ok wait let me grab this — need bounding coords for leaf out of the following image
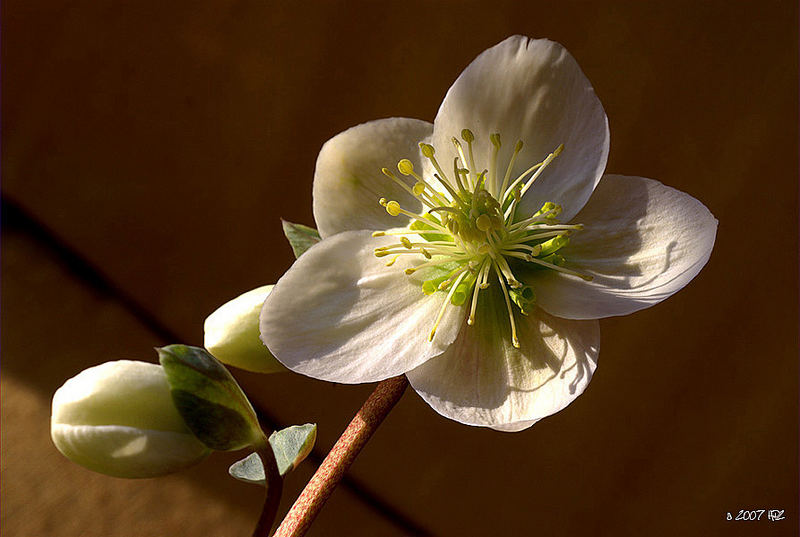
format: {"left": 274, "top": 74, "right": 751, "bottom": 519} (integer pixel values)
{"left": 228, "top": 452, "right": 266, "bottom": 486}
{"left": 157, "top": 345, "right": 263, "bottom": 451}
{"left": 228, "top": 423, "right": 317, "bottom": 486}
{"left": 281, "top": 220, "right": 321, "bottom": 258}
{"left": 269, "top": 423, "right": 317, "bottom": 475}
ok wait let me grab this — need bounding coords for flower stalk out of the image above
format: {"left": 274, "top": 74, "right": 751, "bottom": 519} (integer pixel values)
{"left": 252, "top": 441, "right": 285, "bottom": 537}
{"left": 271, "top": 376, "right": 409, "bottom": 537}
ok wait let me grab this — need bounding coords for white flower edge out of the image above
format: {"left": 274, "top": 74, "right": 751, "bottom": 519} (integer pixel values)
{"left": 260, "top": 231, "right": 464, "bottom": 383}
{"left": 406, "top": 295, "right": 599, "bottom": 431}
{"left": 531, "top": 174, "right": 718, "bottom": 319}
{"left": 313, "top": 118, "right": 432, "bottom": 239}
{"left": 430, "top": 35, "right": 609, "bottom": 222}
{"left": 51, "top": 361, "right": 209, "bottom": 478}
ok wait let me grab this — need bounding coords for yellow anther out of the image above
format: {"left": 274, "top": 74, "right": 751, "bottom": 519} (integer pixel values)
{"left": 400, "top": 237, "right": 413, "bottom": 249}
{"left": 372, "top": 231, "right": 385, "bottom": 237}
{"left": 379, "top": 197, "right": 387, "bottom": 206}
{"left": 404, "top": 268, "right": 416, "bottom": 275}
{"left": 421, "top": 247, "right": 432, "bottom": 259}
{"left": 419, "top": 143, "right": 435, "bottom": 158}
{"left": 514, "top": 140, "right": 524, "bottom": 152}
{"left": 475, "top": 214, "right": 492, "bottom": 232}
{"left": 381, "top": 168, "right": 396, "bottom": 179}
{"left": 461, "top": 129, "right": 474, "bottom": 143}
{"left": 385, "top": 201, "right": 401, "bottom": 216}
{"left": 412, "top": 182, "right": 426, "bottom": 196}
{"left": 397, "top": 159, "right": 415, "bottom": 176}
{"left": 490, "top": 133, "right": 501, "bottom": 148}
{"left": 554, "top": 143, "right": 564, "bottom": 157}
{"left": 374, "top": 249, "right": 389, "bottom": 258}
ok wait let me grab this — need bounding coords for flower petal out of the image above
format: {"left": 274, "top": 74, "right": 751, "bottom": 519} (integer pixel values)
{"left": 406, "top": 286, "right": 599, "bottom": 431}
{"left": 313, "top": 118, "right": 433, "bottom": 238}
{"left": 533, "top": 174, "right": 718, "bottom": 319}
{"left": 431, "top": 36, "right": 609, "bottom": 220}
{"left": 259, "top": 231, "right": 464, "bottom": 383}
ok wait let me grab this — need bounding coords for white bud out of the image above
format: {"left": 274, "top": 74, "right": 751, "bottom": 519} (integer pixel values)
{"left": 204, "top": 285, "right": 286, "bottom": 373}
{"left": 51, "top": 360, "right": 210, "bottom": 478}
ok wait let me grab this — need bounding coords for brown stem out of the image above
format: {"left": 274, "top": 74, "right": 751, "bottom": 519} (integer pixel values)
{"left": 251, "top": 442, "right": 284, "bottom": 537}
{"left": 272, "top": 375, "right": 409, "bottom": 537}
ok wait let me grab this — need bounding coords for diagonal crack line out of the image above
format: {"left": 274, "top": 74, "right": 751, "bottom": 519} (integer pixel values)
{"left": 1, "top": 195, "right": 431, "bottom": 537}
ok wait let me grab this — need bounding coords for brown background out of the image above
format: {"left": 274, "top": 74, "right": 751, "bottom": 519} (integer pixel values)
{"left": 2, "top": 1, "right": 798, "bottom": 536}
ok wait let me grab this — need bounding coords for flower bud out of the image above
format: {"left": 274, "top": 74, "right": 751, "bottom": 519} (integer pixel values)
{"left": 204, "top": 285, "right": 286, "bottom": 373}
{"left": 51, "top": 360, "right": 210, "bottom": 478}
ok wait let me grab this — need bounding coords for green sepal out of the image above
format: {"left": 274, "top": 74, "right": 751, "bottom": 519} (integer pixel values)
{"left": 269, "top": 423, "right": 317, "bottom": 475}
{"left": 281, "top": 220, "right": 321, "bottom": 258}
{"left": 228, "top": 452, "right": 266, "bottom": 486}
{"left": 157, "top": 345, "right": 263, "bottom": 451}
{"left": 228, "top": 423, "right": 317, "bottom": 486}
{"left": 409, "top": 214, "right": 450, "bottom": 243}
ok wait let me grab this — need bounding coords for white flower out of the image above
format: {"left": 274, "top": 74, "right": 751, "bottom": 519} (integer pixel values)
{"left": 259, "top": 36, "right": 717, "bottom": 431}
{"left": 51, "top": 360, "right": 210, "bottom": 477}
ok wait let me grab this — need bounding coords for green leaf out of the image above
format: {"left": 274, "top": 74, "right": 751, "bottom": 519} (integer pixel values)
{"left": 281, "top": 220, "right": 321, "bottom": 258}
{"left": 228, "top": 452, "right": 266, "bottom": 486}
{"left": 228, "top": 423, "right": 317, "bottom": 486}
{"left": 157, "top": 345, "right": 263, "bottom": 451}
{"left": 269, "top": 423, "right": 317, "bottom": 475}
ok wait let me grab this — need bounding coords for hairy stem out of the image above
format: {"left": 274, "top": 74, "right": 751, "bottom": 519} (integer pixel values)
{"left": 272, "top": 375, "right": 409, "bottom": 537}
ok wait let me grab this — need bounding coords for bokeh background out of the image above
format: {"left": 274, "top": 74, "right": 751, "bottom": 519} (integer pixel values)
{"left": 2, "top": 1, "right": 797, "bottom": 536}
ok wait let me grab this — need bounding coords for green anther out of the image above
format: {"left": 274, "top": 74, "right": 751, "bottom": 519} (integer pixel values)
{"left": 400, "top": 236, "right": 413, "bottom": 249}
{"left": 509, "top": 286, "right": 535, "bottom": 315}
{"left": 538, "top": 234, "right": 570, "bottom": 256}
{"left": 422, "top": 274, "right": 450, "bottom": 295}
{"left": 419, "top": 143, "right": 435, "bottom": 158}
{"left": 490, "top": 133, "right": 501, "bottom": 148}
{"left": 540, "top": 253, "right": 566, "bottom": 266}
{"left": 461, "top": 129, "right": 474, "bottom": 143}
{"left": 449, "top": 273, "right": 477, "bottom": 306}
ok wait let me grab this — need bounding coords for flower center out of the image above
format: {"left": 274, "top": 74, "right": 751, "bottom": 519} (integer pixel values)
{"left": 373, "top": 129, "right": 591, "bottom": 348}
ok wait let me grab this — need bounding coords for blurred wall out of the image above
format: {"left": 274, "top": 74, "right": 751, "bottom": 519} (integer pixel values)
{"left": 2, "top": 1, "right": 797, "bottom": 536}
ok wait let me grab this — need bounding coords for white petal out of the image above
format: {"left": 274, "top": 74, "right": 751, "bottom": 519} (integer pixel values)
{"left": 406, "top": 286, "right": 599, "bottom": 430}
{"left": 51, "top": 424, "right": 209, "bottom": 478}
{"left": 534, "top": 174, "right": 718, "bottom": 319}
{"left": 431, "top": 36, "right": 608, "bottom": 220}
{"left": 260, "top": 231, "right": 465, "bottom": 383}
{"left": 313, "top": 118, "right": 433, "bottom": 238}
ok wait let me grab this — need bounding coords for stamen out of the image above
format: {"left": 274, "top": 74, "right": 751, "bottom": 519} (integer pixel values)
{"left": 451, "top": 138, "right": 471, "bottom": 189}
{"left": 380, "top": 199, "right": 450, "bottom": 233}
{"left": 519, "top": 144, "right": 564, "bottom": 197}
{"left": 499, "top": 140, "right": 524, "bottom": 201}
{"left": 489, "top": 133, "right": 501, "bottom": 196}
{"left": 527, "top": 256, "right": 594, "bottom": 281}
{"left": 397, "top": 159, "right": 448, "bottom": 205}
{"left": 494, "top": 261, "right": 520, "bottom": 348}
{"left": 429, "top": 270, "right": 468, "bottom": 342}
{"left": 467, "top": 258, "right": 490, "bottom": 325}
{"left": 461, "top": 129, "right": 477, "bottom": 185}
